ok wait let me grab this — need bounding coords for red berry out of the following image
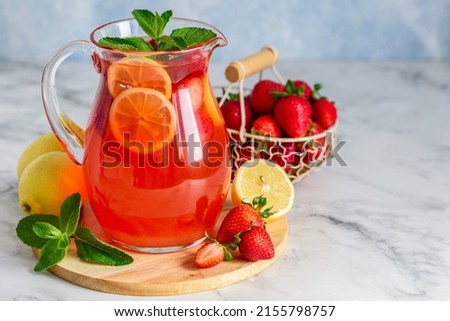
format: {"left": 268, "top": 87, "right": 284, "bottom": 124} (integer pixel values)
{"left": 291, "top": 80, "right": 313, "bottom": 100}
{"left": 194, "top": 242, "right": 225, "bottom": 268}
{"left": 311, "top": 98, "right": 337, "bottom": 129}
{"left": 195, "top": 108, "right": 214, "bottom": 142}
{"left": 174, "top": 73, "right": 205, "bottom": 111}
{"left": 297, "top": 122, "right": 328, "bottom": 166}
{"left": 296, "top": 121, "right": 325, "bottom": 152}
{"left": 249, "top": 80, "right": 284, "bottom": 115}
{"left": 239, "top": 226, "right": 275, "bottom": 261}
{"left": 269, "top": 142, "right": 296, "bottom": 171}
{"left": 221, "top": 97, "right": 254, "bottom": 132}
{"left": 216, "top": 204, "right": 265, "bottom": 244}
{"left": 274, "top": 96, "right": 312, "bottom": 137}
{"left": 251, "top": 114, "right": 282, "bottom": 138}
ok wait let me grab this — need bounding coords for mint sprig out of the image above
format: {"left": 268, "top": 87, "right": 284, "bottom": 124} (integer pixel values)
{"left": 99, "top": 9, "right": 217, "bottom": 51}
{"left": 98, "top": 37, "right": 153, "bottom": 51}
{"left": 16, "top": 193, "right": 133, "bottom": 272}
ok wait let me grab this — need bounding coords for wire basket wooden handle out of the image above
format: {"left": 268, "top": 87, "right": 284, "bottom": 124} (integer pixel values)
{"left": 225, "top": 47, "right": 279, "bottom": 83}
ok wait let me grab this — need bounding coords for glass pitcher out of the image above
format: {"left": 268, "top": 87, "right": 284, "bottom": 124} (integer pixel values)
{"left": 41, "top": 17, "right": 230, "bottom": 253}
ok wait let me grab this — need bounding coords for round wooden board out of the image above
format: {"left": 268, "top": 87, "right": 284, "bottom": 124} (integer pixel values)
{"left": 33, "top": 200, "right": 288, "bottom": 296}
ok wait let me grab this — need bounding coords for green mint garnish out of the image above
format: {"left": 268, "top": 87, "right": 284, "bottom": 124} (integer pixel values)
{"left": 98, "top": 37, "right": 153, "bottom": 51}
{"left": 32, "top": 222, "right": 62, "bottom": 240}
{"left": 16, "top": 214, "right": 60, "bottom": 249}
{"left": 16, "top": 193, "right": 133, "bottom": 272}
{"left": 74, "top": 227, "right": 134, "bottom": 266}
{"left": 59, "top": 192, "right": 81, "bottom": 235}
{"left": 169, "top": 27, "right": 217, "bottom": 49}
{"left": 99, "top": 9, "right": 217, "bottom": 51}
{"left": 132, "top": 9, "right": 172, "bottom": 47}
{"left": 34, "top": 236, "right": 69, "bottom": 272}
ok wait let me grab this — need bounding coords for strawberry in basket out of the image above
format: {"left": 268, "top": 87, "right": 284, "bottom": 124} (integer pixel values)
{"left": 220, "top": 47, "right": 338, "bottom": 181}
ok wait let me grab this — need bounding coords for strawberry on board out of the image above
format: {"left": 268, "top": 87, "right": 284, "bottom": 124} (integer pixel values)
{"left": 194, "top": 241, "right": 226, "bottom": 268}
{"left": 251, "top": 114, "right": 282, "bottom": 138}
{"left": 249, "top": 80, "right": 284, "bottom": 115}
{"left": 216, "top": 196, "right": 272, "bottom": 244}
{"left": 221, "top": 95, "right": 254, "bottom": 132}
{"left": 274, "top": 95, "right": 312, "bottom": 138}
{"left": 238, "top": 226, "right": 275, "bottom": 261}
{"left": 311, "top": 98, "right": 337, "bottom": 129}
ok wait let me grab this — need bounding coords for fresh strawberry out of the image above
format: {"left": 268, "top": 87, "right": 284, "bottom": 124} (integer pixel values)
{"left": 221, "top": 96, "right": 254, "bottom": 132}
{"left": 311, "top": 98, "right": 337, "bottom": 129}
{"left": 249, "top": 80, "right": 284, "bottom": 115}
{"left": 175, "top": 74, "right": 205, "bottom": 110}
{"left": 195, "top": 108, "right": 214, "bottom": 142}
{"left": 296, "top": 122, "right": 328, "bottom": 166}
{"left": 274, "top": 96, "right": 312, "bottom": 137}
{"left": 167, "top": 53, "right": 208, "bottom": 83}
{"left": 291, "top": 80, "right": 313, "bottom": 100}
{"left": 232, "top": 143, "right": 256, "bottom": 166}
{"left": 251, "top": 114, "right": 282, "bottom": 138}
{"left": 238, "top": 226, "right": 275, "bottom": 261}
{"left": 296, "top": 121, "right": 325, "bottom": 152}
{"left": 216, "top": 196, "right": 272, "bottom": 244}
{"left": 194, "top": 241, "right": 225, "bottom": 268}
{"left": 269, "top": 142, "right": 296, "bottom": 171}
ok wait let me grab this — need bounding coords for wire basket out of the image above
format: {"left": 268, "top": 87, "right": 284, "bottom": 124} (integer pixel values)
{"left": 218, "top": 47, "right": 337, "bottom": 183}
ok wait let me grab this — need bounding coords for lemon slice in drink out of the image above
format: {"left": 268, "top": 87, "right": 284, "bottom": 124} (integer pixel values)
{"left": 231, "top": 159, "right": 295, "bottom": 219}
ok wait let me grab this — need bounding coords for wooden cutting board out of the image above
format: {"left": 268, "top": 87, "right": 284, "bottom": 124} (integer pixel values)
{"left": 33, "top": 200, "right": 288, "bottom": 296}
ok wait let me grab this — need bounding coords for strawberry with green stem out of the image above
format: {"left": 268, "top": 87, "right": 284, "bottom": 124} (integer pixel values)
{"left": 237, "top": 226, "right": 275, "bottom": 261}
{"left": 216, "top": 196, "right": 273, "bottom": 244}
{"left": 194, "top": 234, "right": 233, "bottom": 268}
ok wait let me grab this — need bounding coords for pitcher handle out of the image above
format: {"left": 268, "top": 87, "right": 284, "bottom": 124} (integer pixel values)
{"left": 41, "top": 40, "right": 96, "bottom": 165}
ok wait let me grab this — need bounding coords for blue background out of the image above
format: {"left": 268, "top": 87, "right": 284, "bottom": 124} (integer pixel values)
{"left": 0, "top": 0, "right": 449, "bottom": 62}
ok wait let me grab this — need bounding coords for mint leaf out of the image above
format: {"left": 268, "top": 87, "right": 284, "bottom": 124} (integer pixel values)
{"left": 98, "top": 37, "right": 153, "bottom": 51}
{"left": 34, "top": 234, "right": 69, "bottom": 272}
{"left": 170, "top": 27, "right": 217, "bottom": 49}
{"left": 32, "top": 222, "right": 62, "bottom": 240}
{"left": 157, "top": 11, "right": 173, "bottom": 39}
{"left": 132, "top": 9, "right": 172, "bottom": 42}
{"left": 157, "top": 35, "right": 187, "bottom": 51}
{"left": 74, "top": 227, "right": 133, "bottom": 266}
{"left": 16, "top": 214, "right": 60, "bottom": 249}
{"left": 59, "top": 192, "right": 81, "bottom": 236}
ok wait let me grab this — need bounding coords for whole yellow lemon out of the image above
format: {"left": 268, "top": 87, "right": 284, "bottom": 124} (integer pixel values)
{"left": 17, "top": 132, "right": 64, "bottom": 179}
{"left": 18, "top": 151, "right": 88, "bottom": 216}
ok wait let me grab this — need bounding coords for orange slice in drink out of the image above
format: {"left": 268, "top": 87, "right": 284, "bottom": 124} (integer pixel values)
{"left": 107, "top": 57, "right": 172, "bottom": 99}
{"left": 109, "top": 88, "right": 176, "bottom": 153}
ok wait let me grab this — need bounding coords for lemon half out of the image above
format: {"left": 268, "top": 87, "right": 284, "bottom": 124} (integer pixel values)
{"left": 231, "top": 159, "right": 295, "bottom": 219}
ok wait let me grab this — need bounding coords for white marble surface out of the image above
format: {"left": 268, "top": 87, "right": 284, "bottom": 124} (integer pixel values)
{"left": 1, "top": 60, "right": 450, "bottom": 300}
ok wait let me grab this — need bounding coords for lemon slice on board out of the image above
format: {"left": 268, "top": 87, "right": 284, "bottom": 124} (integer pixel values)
{"left": 231, "top": 159, "right": 295, "bottom": 219}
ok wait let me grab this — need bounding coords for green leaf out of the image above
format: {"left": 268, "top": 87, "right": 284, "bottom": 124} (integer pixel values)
{"left": 224, "top": 248, "right": 234, "bottom": 261}
{"left": 74, "top": 227, "right": 133, "bottom": 266}
{"left": 170, "top": 27, "right": 217, "bottom": 49}
{"left": 16, "top": 214, "right": 60, "bottom": 249}
{"left": 132, "top": 10, "right": 157, "bottom": 39}
{"left": 34, "top": 235, "right": 69, "bottom": 272}
{"left": 32, "top": 222, "right": 62, "bottom": 240}
{"left": 98, "top": 37, "right": 153, "bottom": 51}
{"left": 157, "top": 35, "right": 184, "bottom": 51}
{"left": 132, "top": 9, "right": 173, "bottom": 41}
{"left": 59, "top": 193, "right": 81, "bottom": 236}
{"left": 157, "top": 10, "right": 173, "bottom": 38}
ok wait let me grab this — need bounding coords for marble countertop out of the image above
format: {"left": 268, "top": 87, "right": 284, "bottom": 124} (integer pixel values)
{"left": 1, "top": 59, "right": 449, "bottom": 301}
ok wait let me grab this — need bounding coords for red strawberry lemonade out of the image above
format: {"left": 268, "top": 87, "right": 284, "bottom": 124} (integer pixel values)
{"left": 83, "top": 54, "right": 230, "bottom": 251}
